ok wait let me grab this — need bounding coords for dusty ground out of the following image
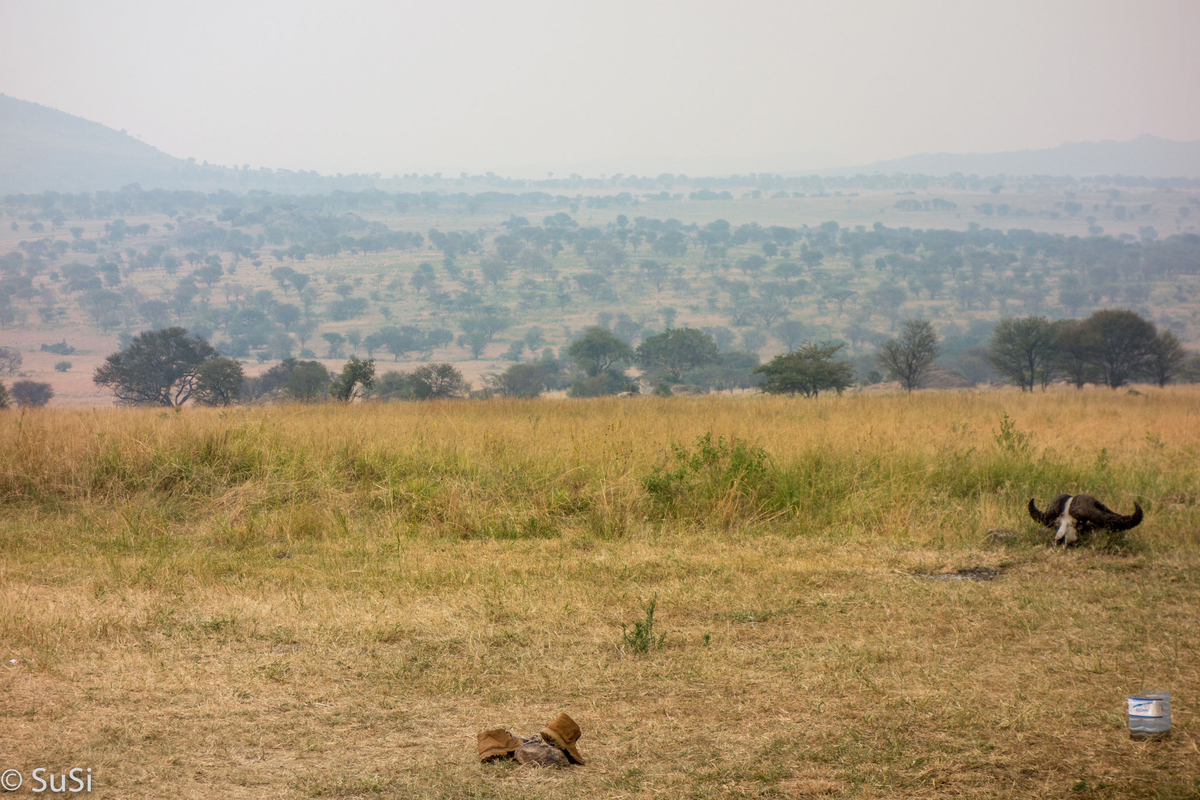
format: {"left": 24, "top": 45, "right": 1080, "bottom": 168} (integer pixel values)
{"left": 1, "top": 391, "right": 1198, "bottom": 797}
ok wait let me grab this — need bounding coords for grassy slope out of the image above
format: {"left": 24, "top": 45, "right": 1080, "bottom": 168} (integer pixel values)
{"left": 2, "top": 390, "right": 1198, "bottom": 798}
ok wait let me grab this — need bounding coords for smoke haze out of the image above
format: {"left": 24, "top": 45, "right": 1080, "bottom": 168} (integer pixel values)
{"left": 1, "top": 0, "right": 1199, "bottom": 176}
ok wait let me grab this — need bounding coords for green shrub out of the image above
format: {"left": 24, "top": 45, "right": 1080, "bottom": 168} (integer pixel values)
{"left": 621, "top": 596, "right": 666, "bottom": 654}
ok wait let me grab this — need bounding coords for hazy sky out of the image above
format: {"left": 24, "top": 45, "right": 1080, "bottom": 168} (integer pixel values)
{"left": 2, "top": 0, "right": 1199, "bottom": 177}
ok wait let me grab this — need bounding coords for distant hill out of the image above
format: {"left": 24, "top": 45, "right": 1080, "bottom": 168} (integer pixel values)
{"left": 828, "top": 135, "right": 1200, "bottom": 178}
{"left": 0, "top": 93, "right": 200, "bottom": 193}
{"left": 0, "top": 94, "right": 377, "bottom": 195}
{"left": 4, "top": 92, "right": 1199, "bottom": 193}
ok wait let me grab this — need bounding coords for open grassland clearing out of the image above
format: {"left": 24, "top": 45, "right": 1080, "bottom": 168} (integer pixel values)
{"left": 2, "top": 389, "right": 1199, "bottom": 798}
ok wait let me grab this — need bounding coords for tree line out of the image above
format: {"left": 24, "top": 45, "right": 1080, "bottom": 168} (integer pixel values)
{"left": 746, "top": 308, "right": 1194, "bottom": 396}
{"left": 77, "top": 325, "right": 763, "bottom": 407}
{"left": 4, "top": 309, "right": 1192, "bottom": 411}
{"left": 986, "top": 309, "right": 1187, "bottom": 390}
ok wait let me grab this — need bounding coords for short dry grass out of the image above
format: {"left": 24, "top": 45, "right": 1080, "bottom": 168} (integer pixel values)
{"left": 2, "top": 389, "right": 1199, "bottom": 798}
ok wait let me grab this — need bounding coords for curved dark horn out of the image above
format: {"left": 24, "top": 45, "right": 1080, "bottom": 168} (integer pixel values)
{"left": 1028, "top": 498, "right": 1051, "bottom": 527}
{"left": 1107, "top": 501, "right": 1143, "bottom": 531}
{"left": 1074, "top": 496, "right": 1144, "bottom": 531}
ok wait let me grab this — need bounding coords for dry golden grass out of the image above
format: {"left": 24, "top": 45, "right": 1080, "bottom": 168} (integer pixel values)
{"left": 2, "top": 389, "right": 1199, "bottom": 798}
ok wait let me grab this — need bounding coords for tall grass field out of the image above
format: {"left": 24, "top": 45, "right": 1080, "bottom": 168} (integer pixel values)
{"left": 2, "top": 389, "right": 1198, "bottom": 798}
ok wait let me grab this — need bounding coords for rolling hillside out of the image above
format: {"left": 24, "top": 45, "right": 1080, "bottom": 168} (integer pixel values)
{"left": 835, "top": 134, "right": 1200, "bottom": 178}
{"left": 0, "top": 94, "right": 374, "bottom": 195}
{"left": 4, "top": 92, "right": 1200, "bottom": 195}
{"left": 0, "top": 93, "right": 196, "bottom": 193}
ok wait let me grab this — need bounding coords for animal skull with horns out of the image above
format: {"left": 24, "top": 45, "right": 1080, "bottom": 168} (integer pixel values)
{"left": 1028, "top": 494, "right": 1143, "bottom": 545}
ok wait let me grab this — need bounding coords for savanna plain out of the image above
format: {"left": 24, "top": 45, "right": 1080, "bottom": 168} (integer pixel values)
{"left": 2, "top": 388, "right": 1198, "bottom": 799}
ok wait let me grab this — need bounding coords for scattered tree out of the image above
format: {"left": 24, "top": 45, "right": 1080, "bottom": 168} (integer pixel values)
{"left": 987, "top": 316, "right": 1059, "bottom": 391}
{"left": 93, "top": 327, "right": 219, "bottom": 406}
{"left": 274, "top": 303, "right": 302, "bottom": 331}
{"left": 193, "top": 357, "right": 246, "bottom": 406}
{"left": 409, "top": 363, "right": 470, "bottom": 399}
{"left": 1146, "top": 329, "right": 1187, "bottom": 387}
{"left": 10, "top": 380, "right": 54, "bottom": 408}
{"left": 1081, "top": 309, "right": 1157, "bottom": 388}
{"left": 636, "top": 328, "right": 720, "bottom": 382}
{"left": 0, "top": 346, "right": 23, "bottom": 376}
{"left": 754, "top": 341, "right": 854, "bottom": 398}
{"left": 773, "top": 319, "right": 810, "bottom": 353}
{"left": 877, "top": 319, "right": 940, "bottom": 392}
{"left": 492, "top": 363, "right": 545, "bottom": 398}
{"left": 458, "top": 308, "right": 513, "bottom": 358}
{"left": 1055, "top": 320, "right": 1099, "bottom": 388}
{"left": 567, "top": 327, "right": 635, "bottom": 377}
{"left": 322, "top": 332, "right": 347, "bottom": 359}
{"left": 284, "top": 361, "right": 333, "bottom": 402}
{"left": 331, "top": 357, "right": 375, "bottom": 401}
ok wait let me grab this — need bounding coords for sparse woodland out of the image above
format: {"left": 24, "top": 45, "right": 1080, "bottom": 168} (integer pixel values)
{"left": 1, "top": 176, "right": 1198, "bottom": 405}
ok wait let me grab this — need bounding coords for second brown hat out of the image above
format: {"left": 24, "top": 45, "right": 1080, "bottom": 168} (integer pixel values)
{"left": 477, "top": 728, "right": 521, "bottom": 762}
{"left": 540, "top": 713, "right": 585, "bottom": 765}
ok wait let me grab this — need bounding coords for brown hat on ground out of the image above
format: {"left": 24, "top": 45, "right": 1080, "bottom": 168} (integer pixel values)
{"left": 540, "top": 713, "right": 585, "bottom": 765}
{"left": 477, "top": 728, "right": 521, "bottom": 762}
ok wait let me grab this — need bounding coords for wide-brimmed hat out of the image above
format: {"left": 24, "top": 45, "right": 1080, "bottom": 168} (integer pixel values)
{"left": 540, "top": 713, "right": 585, "bottom": 765}
{"left": 477, "top": 728, "right": 521, "bottom": 762}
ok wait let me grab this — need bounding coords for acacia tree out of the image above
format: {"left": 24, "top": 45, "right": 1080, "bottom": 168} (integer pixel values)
{"left": 193, "top": 357, "right": 245, "bottom": 406}
{"left": 1055, "top": 320, "right": 1099, "bottom": 388}
{"left": 1146, "top": 329, "right": 1187, "bottom": 387}
{"left": 246, "top": 360, "right": 321, "bottom": 403}
{"left": 773, "top": 319, "right": 810, "bottom": 353}
{"left": 1082, "top": 309, "right": 1157, "bottom": 388}
{"left": 567, "top": 327, "right": 634, "bottom": 377}
{"left": 0, "top": 346, "right": 21, "bottom": 376}
{"left": 0, "top": 380, "right": 9, "bottom": 409}
{"left": 491, "top": 363, "right": 545, "bottom": 398}
{"left": 754, "top": 341, "right": 854, "bottom": 398}
{"left": 93, "top": 327, "right": 218, "bottom": 406}
{"left": 877, "top": 319, "right": 940, "bottom": 392}
{"left": 322, "top": 332, "right": 346, "bottom": 359}
{"left": 370, "top": 325, "right": 422, "bottom": 361}
{"left": 987, "top": 316, "right": 1059, "bottom": 391}
{"left": 636, "top": 328, "right": 720, "bottom": 382}
{"left": 410, "top": 363, "right": 469, "bottom": 399}
{"left": 331, "top": 357, "right": 375, "bottom": 401}
{"left": 10, "top": 380, "right": 54, "bottom": 408}
{"left": 458, "top": 307, "right": 513, "bottom": 358}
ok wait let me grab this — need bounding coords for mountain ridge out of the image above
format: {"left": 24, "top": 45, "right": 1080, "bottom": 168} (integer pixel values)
{"left": 0, "top": 94, "right": 375, "bottom": 195}
{"left": 816, "top": 134, "right": 1200, "bottom": 178}
{"left": 0, "top": 93, "right": 193, "bottom": 193}
{"left": 3, "top": 93, "right": 1200, "bottom": 194}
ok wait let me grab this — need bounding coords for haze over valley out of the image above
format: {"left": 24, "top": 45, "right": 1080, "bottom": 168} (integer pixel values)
{"left": 2, "top": 84, "right": 1200, "bottom": 407}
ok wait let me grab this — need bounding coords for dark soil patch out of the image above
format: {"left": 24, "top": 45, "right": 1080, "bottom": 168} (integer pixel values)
{"left": 922, "top": 566, "right": 1004, "bottom": 582}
